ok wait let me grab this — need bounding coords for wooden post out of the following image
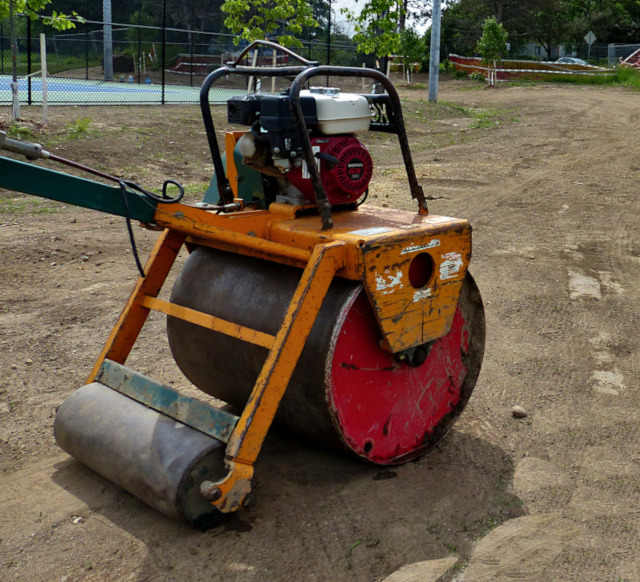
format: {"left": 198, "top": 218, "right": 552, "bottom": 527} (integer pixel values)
{"left": 272, "top": 50, "right": 277, "bottom": 93}
{"left": 40, "top": 33, "right": 48, "bottom": 123}
{"left": 247, "top": 49, "right": 258, "bottom": 93}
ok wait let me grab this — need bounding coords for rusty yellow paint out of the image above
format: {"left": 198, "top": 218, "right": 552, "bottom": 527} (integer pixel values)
{"left": 225, "top": 132, "right": 244, "bottom": 198}
{"left": 185, "top": 235, "right": 310, "bottom": 270}
{"left": 142, "top": 202, "right": 471, "bottom": 353}
{"left": 153, "top": 202, "right": 312, "bottom": 264}
{"left": 87, "top": 230, "right": 185, "bottom": 383}
{"left": 209, "top": 460, "right": 254, "bottom": 514}
{"left": 229, "top": 241, "right": 345, "bottom": 464}
{"left": 267, "top": 207, "right": 471, "bottom": 352}
{"left": 141, "top": 296, "right": 275, "bottom": 349}
{"left": 206, "top": 242, "right": 346, "bottom": 512}
{"left": 359, "top": 225, "right": 470, "bottom": 353}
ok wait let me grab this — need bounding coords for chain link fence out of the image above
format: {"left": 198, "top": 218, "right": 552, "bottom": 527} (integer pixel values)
{"left": 1, "top": 2, "right": 365, "bottom": 106}
{"left": 575, "top": 42, "right": 640, "bottom": 66}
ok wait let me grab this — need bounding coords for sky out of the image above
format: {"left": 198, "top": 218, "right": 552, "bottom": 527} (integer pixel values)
{"left": 331, "top": 0, "right": 432, "bottom": 36}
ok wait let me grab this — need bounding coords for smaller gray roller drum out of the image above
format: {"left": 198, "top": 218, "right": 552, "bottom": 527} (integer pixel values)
{"left": 54, "top": 382, "right": 227, "bottom": 526}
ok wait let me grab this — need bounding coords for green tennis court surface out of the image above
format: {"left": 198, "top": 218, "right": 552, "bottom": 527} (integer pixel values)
{"left": 0, "top": 75, "right": 241, "bottom": 105}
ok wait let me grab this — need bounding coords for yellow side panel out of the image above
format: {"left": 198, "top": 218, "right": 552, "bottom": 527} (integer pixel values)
{"left": 268, "top": 207, "right": 472, "bottom": 352}
{"left": 360, "top": 225, "right": 471, "bottom": 353}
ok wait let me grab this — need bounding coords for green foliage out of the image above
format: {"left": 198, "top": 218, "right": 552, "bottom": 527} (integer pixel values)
{"left": 615, "top": 65, "right": 640, "bottom": 87}
{"left": 529, "top": 0, "right": 572, "bottom": 57}
{"left": 6, "top": 122, "right": 35, "bottom": 139}
{"left": 126, "top": 6, "right": 157, "bottom": 49}
{"left": 442, "top": 0, "right": 640, "bottom": 58}
{"left": 64, "top": 117, "right": 93, "bottom": 139}
{"left": 221, "top": 0, "right": 318, "bottom": 48}
{"left": 547, "top": 65, "right": 640, "bottom": 86}
{"left": 400, "top": 28, "right": 425, "bottom": 68}
{"left": 469, "top": 110, "right": 499, "bottom": 128}
{"left": 0, "top": 0, "right": 83, "bottom": 30}
{"left": 342, "top": 0, "right": 403, "bottom": 57}
{"left": 476, "top": 17, "right": 508, "bottom": 65}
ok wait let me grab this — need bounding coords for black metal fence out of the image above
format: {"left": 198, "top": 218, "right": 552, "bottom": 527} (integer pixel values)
{"left": 0, "top": 5, "right": 365, "bottom": 106}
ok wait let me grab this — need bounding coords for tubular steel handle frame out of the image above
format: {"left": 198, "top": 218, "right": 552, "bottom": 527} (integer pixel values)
{"left": 199, "top": 44, "right": 428, "bottom": 230}
{"left": 228, "top": 39, "right": 320, "bottom": 68}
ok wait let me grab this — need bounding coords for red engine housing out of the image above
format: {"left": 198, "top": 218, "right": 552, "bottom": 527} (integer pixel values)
{"left": 287, "top": 136, "right": 373, "bottom": 204}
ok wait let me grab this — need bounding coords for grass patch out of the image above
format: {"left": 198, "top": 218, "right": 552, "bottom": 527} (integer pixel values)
{"left": 0, "top": 196, "right": 62, "bottom": 215}
{"left": 0, "top": 54, "right": 102, "bottom": 76}
{"left": 615, "top": 66, "right": 640, "bottom": 87}
{"left": 469, "top": 110, "right": 500, "bottom": 129}
{"left": 547, "top": 66, "right": 640, "bottom": 87}
{"left": 404, "top": 82, "right": 427, "bottom": 90}
{"left": 403, "top": 99, "right": 496, "bottom": 122}
{"left": 439, "top": 101, "right": 473, "bottom": 116}
{"left": 64, "top": 117, "right": 102, "bottom": 140}
{"left": 4, "top": 123, "right": 36, "bottom": 140}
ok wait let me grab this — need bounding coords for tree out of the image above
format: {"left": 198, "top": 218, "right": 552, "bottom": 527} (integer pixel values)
{"left": 476, "top": 16, "right": 507, "bottom": 84}
{"left": 441, "top": 0, "right": 640, "bottom": 59}
{"left": 399, "top": 0, "right": 432, "bottom": 33}
{"left": 400, "top": 27, "right": 425, "bottom": 81}
{"left": 527, "top": 0, "right": 572, "bottom": 58}
{"left": 342, "top": 0, "right": 403, "bottom": 58}
{"left": 568, "top": 0, "right": 640, "bottom": 44}
{"left": 0, "top": 0, "right": 82, "bottom": 30}
{"left": 221, "top": 0, "right": 319, "bottom": 47}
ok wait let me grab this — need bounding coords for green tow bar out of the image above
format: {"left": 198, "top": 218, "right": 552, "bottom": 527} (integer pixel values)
{"left": 0, "top": 131, "right": 156, "bottom": 223}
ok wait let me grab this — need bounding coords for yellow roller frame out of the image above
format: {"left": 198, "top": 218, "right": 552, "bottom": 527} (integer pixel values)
{"left": 84, "top": 140, "right": 471, "bottom": 512}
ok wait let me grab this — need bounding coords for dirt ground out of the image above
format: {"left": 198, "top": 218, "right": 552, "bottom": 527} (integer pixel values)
{"left": 1, "top": 75, "right": 640, "bottom": 581}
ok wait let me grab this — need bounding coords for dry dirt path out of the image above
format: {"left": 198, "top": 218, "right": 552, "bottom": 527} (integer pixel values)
{"left": 1, "top": 80, "right": 639, "bottom": 581}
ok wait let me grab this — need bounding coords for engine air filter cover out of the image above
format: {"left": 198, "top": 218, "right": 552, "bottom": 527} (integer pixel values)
{"left": 287, "top": 136, "right": 373, "bottom": 204}
{"left": 323, "top": 137, "right": 373, "bottom": 202}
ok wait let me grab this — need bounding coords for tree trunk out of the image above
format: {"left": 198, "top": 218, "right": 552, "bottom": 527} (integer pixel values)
{"left": 492, "top": 0, "right": 504, "bottom": 22}
{"left": 398, "top": 0, "right": 408, "bottom": 32}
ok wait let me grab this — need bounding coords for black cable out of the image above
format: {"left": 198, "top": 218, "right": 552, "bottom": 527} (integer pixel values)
{"left": 119, "top": 181, "right": 147, "bottom": 278}
{"left": 356, "top": 188, "right": 369, "bottom": 207}
{"left": 119, "top": 179, "right": 185, "bottom": 204}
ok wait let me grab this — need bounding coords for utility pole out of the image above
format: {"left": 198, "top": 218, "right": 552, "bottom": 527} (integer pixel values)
{"left": 103, "top": 0, "right": 113, "bottom": 81}
{"left": 428, "top": 0, "right": 441, "bottom": 103}
{"left": 10, "top": 0, "right": 20, "bottom": 119}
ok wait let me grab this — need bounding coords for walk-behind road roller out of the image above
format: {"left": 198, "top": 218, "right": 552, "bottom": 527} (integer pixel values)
{"left": 0, "top": 42, "right": 485, "bottom": 527}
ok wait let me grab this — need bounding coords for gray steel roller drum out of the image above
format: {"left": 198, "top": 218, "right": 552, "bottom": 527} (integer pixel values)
{"left": 167, "top": 245, "right": 361, "bottom": 453}
{"left": 54, "top": 382, "right": 227, "bottom": 527}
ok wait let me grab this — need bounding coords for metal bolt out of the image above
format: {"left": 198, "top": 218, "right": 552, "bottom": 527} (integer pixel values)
{"left": 200, "top": 481, "right": 222, "bottom": 502}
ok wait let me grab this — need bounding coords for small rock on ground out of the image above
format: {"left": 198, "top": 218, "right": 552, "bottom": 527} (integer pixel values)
{"left": 512, "top": 405, "right": 528, "bottom": 418}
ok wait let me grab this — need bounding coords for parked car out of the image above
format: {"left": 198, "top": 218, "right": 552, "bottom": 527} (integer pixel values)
{"left": 556, "top": 56, "right": 589, "bottom": 65}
